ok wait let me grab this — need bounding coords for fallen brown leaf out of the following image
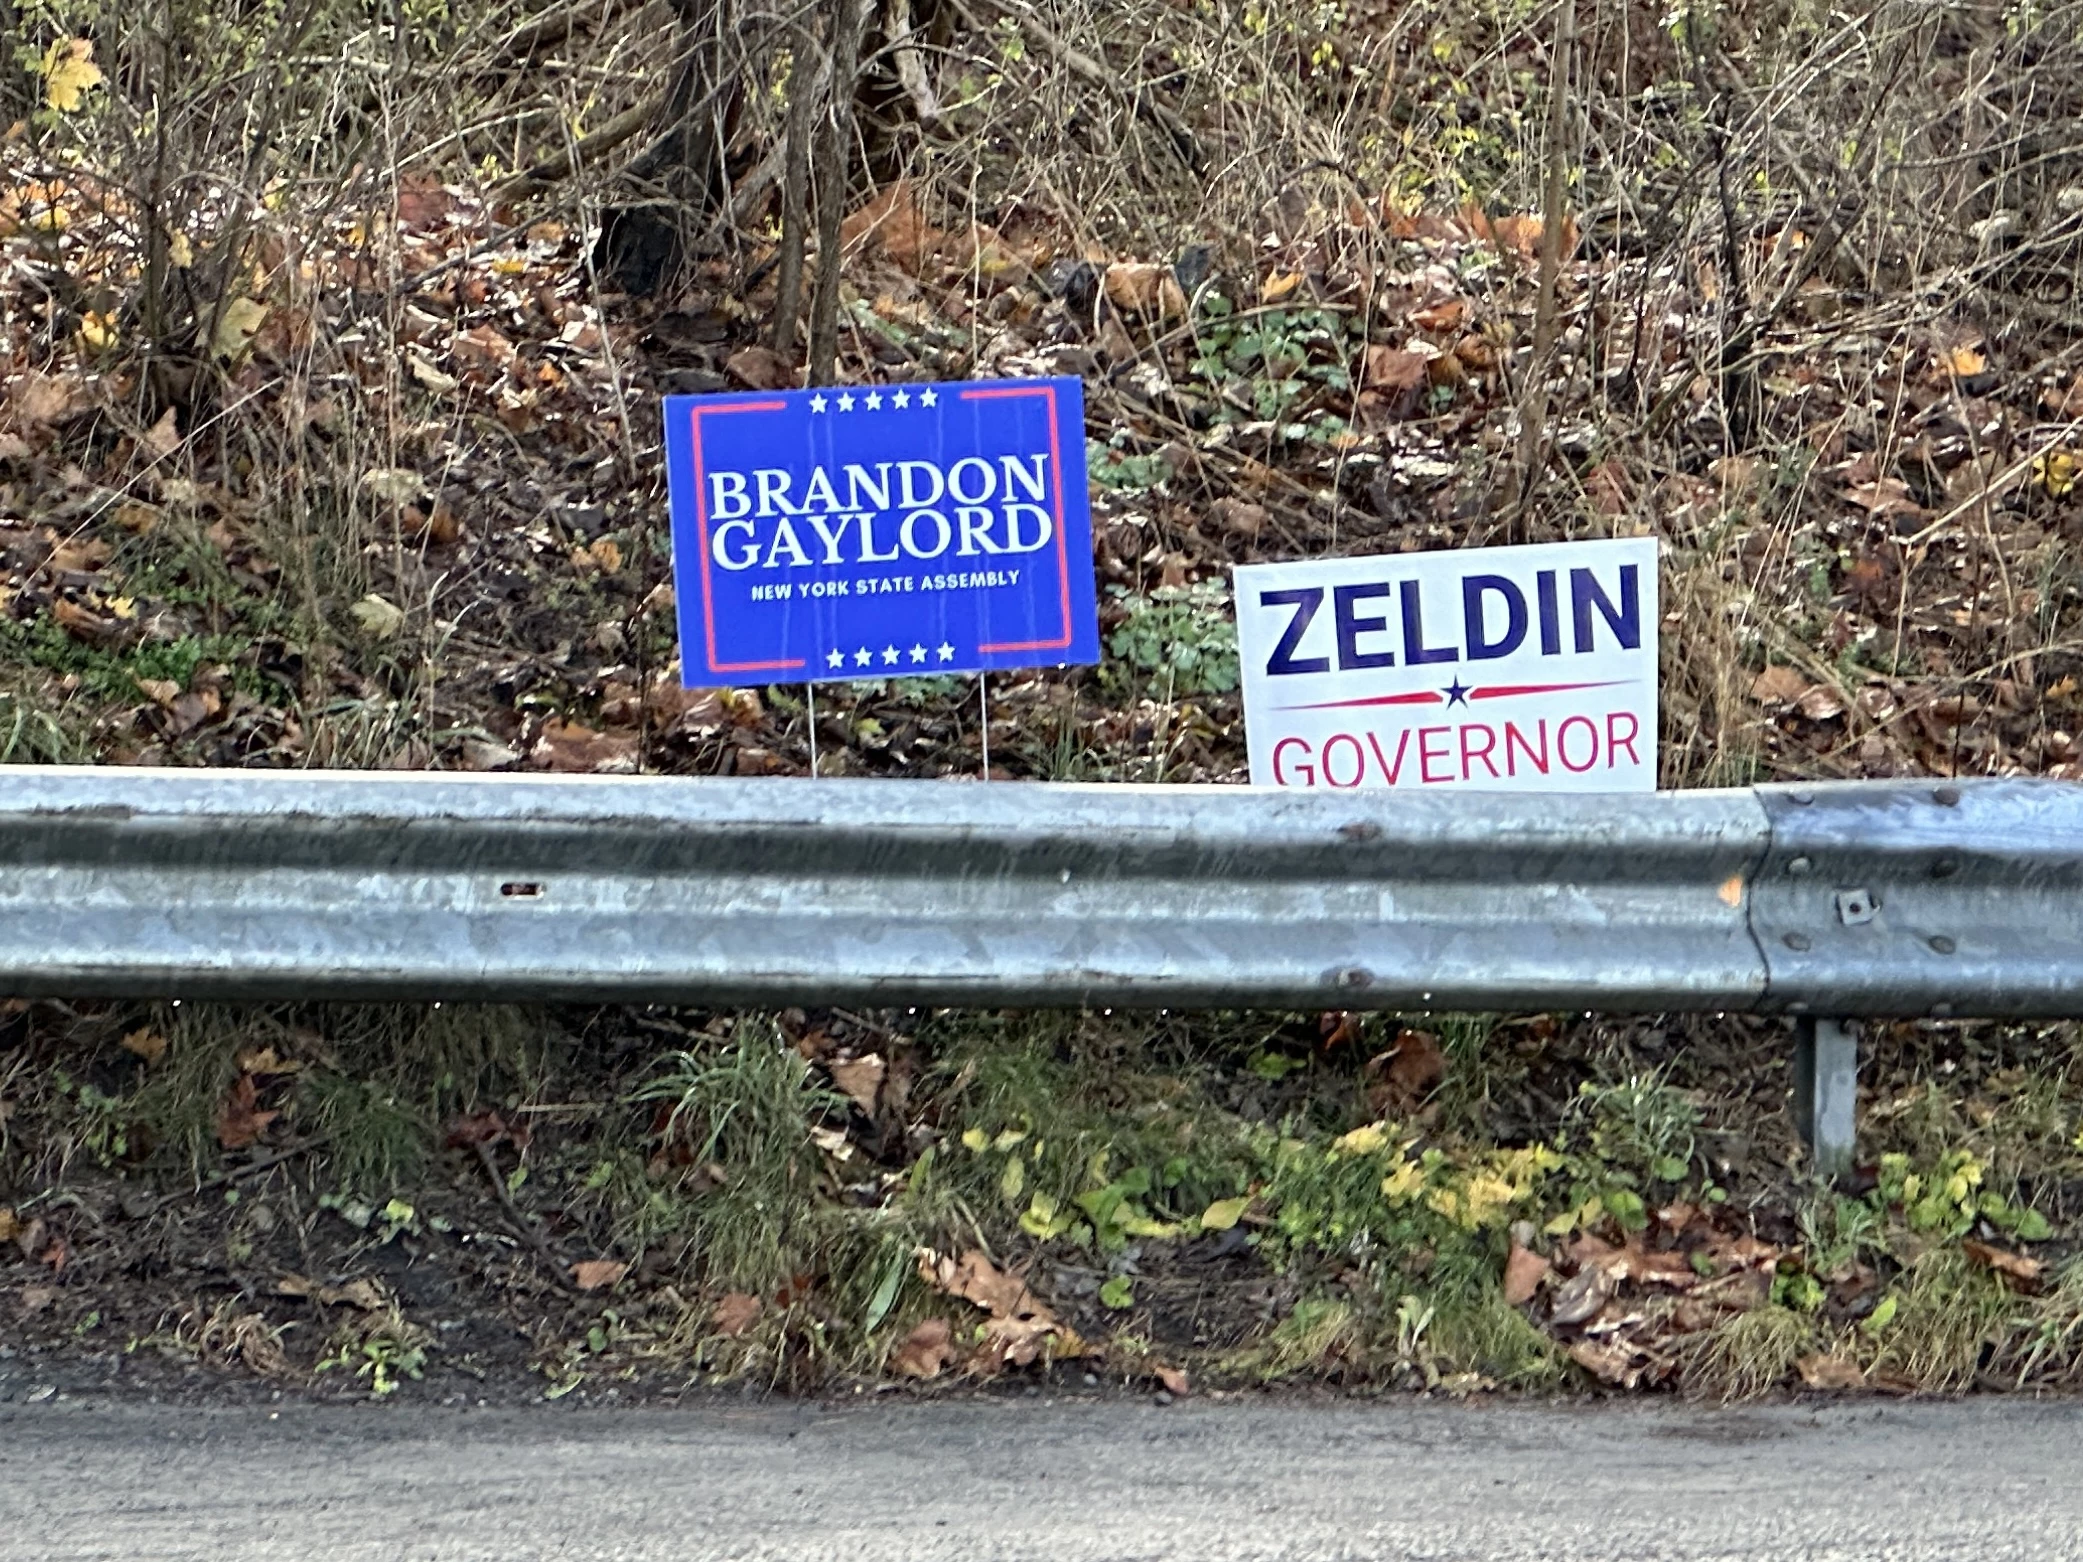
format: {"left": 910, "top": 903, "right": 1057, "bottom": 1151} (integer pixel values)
{"left": 1363, "top": 345, "right": 1433, "bottom": 393}
{"left": 724, "top": 345, "right": 794, "bottom": 391}
{"left": 0, "top": 1208, "right": 15, "bottom": 1244}
{"left": 829, "top": 1054, "right": 886, "bottom": 1116}
{"left": 1567, "top": 1336, "right": 1650, "bottom": 1388}
{"left": 976, "top": 1312, "right": 1080, "bottom": 1370}
{"left": 529, "top": 718, "right": 638, "bottom": 773}
{"left": 48, "top": 537, "right": 111, "bottom": 573}
{"left": 1750, "top": 665, "right": 1810, "bottom": 704}
{"left": 645, "top": 681, "right": 724, "bottom": 731}
{"left": 1844, "top": 477, "right": 1926, "bottom": 521}
{"left": 841, "top": 177, "right": 945, "bottom": 271}
{"left": 1410, "top": 297, "right": 1467, "bottom": 333}
{"left": 1965, "top": 1240, "right": 2045, "bottom": 1291}
{"left": 712, "top": 1291, "right": 762, "bottom": 1337}
{"left": 1503, "top": 1243, "right": 1552, "bottom": 1306}
{"left": 920, "top": 1248, "right": 1033, "bottom": 1318}
{"left": 918, "top": 1247, "right": 1078, "bottom": 1369}
{"left": 1462, "top": 205, "right": 1576, "bottom": 260}
{"left": 1210, "top": 497, "right": 1269, "bottom": 541}
{"left": 891, "top": 1317, "right": 954, "bottom": 1379}
{"left": 141, "top": 405, "right": 181, "bottom": 458}
{"left": 453, "top": 324, "right": 516, "bottom": 371}
{"left": 9, "top": 369, "right": 89, "bottom": 427}
{"left": 1155, "top": 1363, "right": 1190, "bottom": 1397}
{"left": 1796, "top": 684, "right": 1846, "bottom": 721}
{"left": 51, "top": 597, "right": 118, "bottom": 644}
{"left": 1797, "top": 1352, "right": 1867, "bottom": 1391}
{"left": 571, "top": 1259, "right": 628, "bottom": 1293}
{"left": 1102, "top": 261, "right": 1187, "bottom": 320}
{"left": 120, "top": 1027, "right": 167, "bottom": 1065}
{"left": 277, "top": 1274, "right": 386, "bottom": 1310}
{"left": 1365, "top": 1028, "right": 1446, "bottom": 1115}
{"left": 215, "top": 1073, "right": 278, "bottom": 1150}
{"left": 445, "top": 1110, "right": 528, "bottom": 1150}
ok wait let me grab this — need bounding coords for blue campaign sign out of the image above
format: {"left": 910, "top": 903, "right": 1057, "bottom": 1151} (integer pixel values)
{"left": 663, "top": 376, "right": 1099, "bottom": 686}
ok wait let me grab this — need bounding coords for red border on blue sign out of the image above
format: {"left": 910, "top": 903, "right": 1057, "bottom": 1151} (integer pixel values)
{"left": 688, "top": 398, "right": 804, "bottom": 676}
{"left": 959, "top": 383, "right": 1074, "bottom": 654}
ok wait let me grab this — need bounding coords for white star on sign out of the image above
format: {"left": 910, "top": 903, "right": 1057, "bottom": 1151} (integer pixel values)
{"left": 882, "top": 645, "right": 900, "bottom": 665}
{"left": 919, "top": 388, "right": 938, "bottom": 407}
{"left": 937, "top": 642, "right": 956, "bottom": 661}
{"left": 865, "top": 391, "right": 883, "bottom": 410}
{"left": 837, "top": 392, "right": 856, "bottom": 412}
{"left": 854, "top": 647, "right": 872, "bottom": 666}
{"left": 809, "top": 393, "right": 828, "bottom": 413}
{"left": 910, "top": 644, "right": 928, "bottom": 663}
{"left": 826, "top": 648, "right": 844, "bottom": 669}
{"left": 892, "top": 389, "right": 911, "bottom": 409}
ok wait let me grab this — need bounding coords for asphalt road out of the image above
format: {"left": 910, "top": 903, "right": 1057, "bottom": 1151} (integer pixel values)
{"left": 3, "top": 1394, "right": 2078, "bottom": 1561}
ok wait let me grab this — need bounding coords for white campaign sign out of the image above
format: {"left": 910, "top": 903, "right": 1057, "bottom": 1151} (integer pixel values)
{"left": 1235, "top": 537, "right": 1659, "bottom": 792}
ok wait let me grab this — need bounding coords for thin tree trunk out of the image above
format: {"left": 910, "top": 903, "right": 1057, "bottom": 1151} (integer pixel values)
{"left": 807, "top": 0, "right": 866, "bottom": 386}
{"left": 770, "top": 23, "right": 821, "bottom": 355}
{"left": 1509, "top": 0, "right": 1576, "bottom": 529}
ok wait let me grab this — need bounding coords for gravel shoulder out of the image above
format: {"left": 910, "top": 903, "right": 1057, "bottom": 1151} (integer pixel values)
{"left": 5, "top": 1395, "right": 2081, "bottom": 1561}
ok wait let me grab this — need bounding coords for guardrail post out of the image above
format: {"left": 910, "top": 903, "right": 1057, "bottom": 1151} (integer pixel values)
{"left": 1792, "top": 1017, "right": 1858, "bottom": 1180}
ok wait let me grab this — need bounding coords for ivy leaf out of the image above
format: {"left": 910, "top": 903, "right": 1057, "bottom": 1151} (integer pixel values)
{"left": 1098, "top": 1274, "right": 1135, "bottom": 1309}
{"left": 2013, "top": 1207, "right": 2054, "bottom": 1242}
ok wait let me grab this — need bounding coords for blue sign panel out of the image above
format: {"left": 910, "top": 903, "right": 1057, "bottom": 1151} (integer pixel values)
{"left": 663, "top": 376, "right": 1099, "bottom": 686}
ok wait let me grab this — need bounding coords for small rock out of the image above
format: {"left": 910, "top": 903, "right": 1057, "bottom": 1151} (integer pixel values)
{"left": 26, "top": 1384, "right": 54, "bottom": 1404}
{"left": 1153, "top": 1391, "right": 1173, "bottom": 1407}
{"left": 1082, "top": 1372, "right": 1099, "bottom": 1387}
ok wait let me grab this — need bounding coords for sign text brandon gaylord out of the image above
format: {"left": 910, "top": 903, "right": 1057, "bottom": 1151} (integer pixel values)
{"left": 665, "top": 377, "right": 1098, "bottom": 684}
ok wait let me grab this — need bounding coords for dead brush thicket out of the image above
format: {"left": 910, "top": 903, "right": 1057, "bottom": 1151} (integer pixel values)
{"left": 3, "top": 0, "right": 2081, "bottom": 784}
{"left": 2, "top": 0, "right": 2083, "bottom": 1402}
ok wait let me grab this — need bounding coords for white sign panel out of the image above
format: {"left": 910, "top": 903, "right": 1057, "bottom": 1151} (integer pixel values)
{"left": 1235, "top": 538, "right": 1658, "bottom": 792}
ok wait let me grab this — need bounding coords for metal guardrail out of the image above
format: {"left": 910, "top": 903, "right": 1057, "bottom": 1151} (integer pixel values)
{"left": 1, "top": 766, "right": 2078, "bottom": 1171}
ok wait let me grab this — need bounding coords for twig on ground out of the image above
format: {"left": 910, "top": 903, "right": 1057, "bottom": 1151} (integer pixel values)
{"left": 470, "top": 1137, "right": 577, "bottom": 1292}
{"left": 148, "top": 1135, "right": 336, "bottom": 1217}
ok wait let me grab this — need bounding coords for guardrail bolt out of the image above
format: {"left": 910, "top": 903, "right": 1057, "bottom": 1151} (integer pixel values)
{"left": 1793, "top": 1016, "right": 1859, "bottom": 1182}
{"left": 1834, "top": 889, "right": 1877, "bottom": 925}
